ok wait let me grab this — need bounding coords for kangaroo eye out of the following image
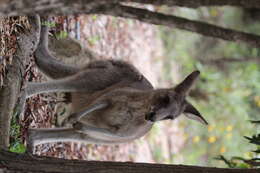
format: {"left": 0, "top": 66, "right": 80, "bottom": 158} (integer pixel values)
{"left": 163, "top": 95, "right": 170, "bottom": 103}
{"left": 145, "top": 112, "right": 156, "bottom": 121}
{"left": 160, "top": 95, "right": 170, "bottom": 107}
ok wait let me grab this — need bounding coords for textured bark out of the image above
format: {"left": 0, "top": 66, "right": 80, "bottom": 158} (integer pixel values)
{"left": 0, "top": 150, "right": 259, "bottom": 173}
{"left": 0, "top": 16, "right": 40, "bottom": 149}
{"left": 99, "top": 4, "right": 260, "bottom": 48}
{"left": 122, "top": 0, "right": 260, "bottom": 9}
{"left": 0, "top": 57, "right": 23, "bottom": 149}
{"left": 0, "top": 0, "right": 118, "bottom": 16}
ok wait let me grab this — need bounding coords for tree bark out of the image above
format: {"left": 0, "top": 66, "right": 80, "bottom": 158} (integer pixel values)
{"left": 0, "top": 16, "right": 40, "bottom": 149}
{"left": 0, "top": 57, "right": 23, "bottom": 149}
{"left": 0, "top": 0, "right": 118, "bottom": 16}
{"left": 0, "top": 150, "right": 259, "bottom": 173}
{"left": 122, "top": 0, "right": 260, "bottom": 9}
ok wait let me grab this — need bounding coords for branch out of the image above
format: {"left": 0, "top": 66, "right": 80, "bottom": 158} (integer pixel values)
{"left": 209, "top": 57, "right": 260, "bottom": 63}
{"left": 200, "top": 57, "right": 260, "bottom": 66}
{"left": 0, "top": 150, "right": 259, "bottom": 173}
{"left": 98, "top": 4, "right": 260, "bottom": 48}
{"left": 121, "top": 0, "right": 260, "bottom": 9}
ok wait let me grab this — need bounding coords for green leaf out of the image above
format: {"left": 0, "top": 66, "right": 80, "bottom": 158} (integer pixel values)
{"left": 42, "top": 21, "right": 56, "bottom": 27}
{"left": 252, "top": 149, "right": 260, "bottom": 153}
{"left": 56, "top": 31, "right": 68, "bottom": 39}
{"left": 244, "top": 135, "right": 260, "bottom": 145}
{"left": 9, "top": 142, "right": 26, "bottom": 153}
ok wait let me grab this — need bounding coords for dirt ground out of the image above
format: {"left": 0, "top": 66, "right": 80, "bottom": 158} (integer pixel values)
{"left": 0, "top": 15, "right": 185, "bottom": 163}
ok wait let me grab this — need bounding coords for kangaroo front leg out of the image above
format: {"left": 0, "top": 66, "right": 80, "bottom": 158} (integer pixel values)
{"left": 63, "top": 102, "right": 108, "bottom": 126}
{"left": 73, "top": 122, "right": 125, "bottom": 140}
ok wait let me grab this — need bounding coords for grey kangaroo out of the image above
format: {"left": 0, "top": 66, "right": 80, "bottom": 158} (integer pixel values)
{"left": 26, "top": 19, "right": 208, "bottom": 151}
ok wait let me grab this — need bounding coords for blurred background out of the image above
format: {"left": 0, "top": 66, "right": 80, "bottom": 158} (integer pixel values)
{"left": 1, "top": 5, "right": 259, "bottom": 168}
{"left": 158, "top": 6, "right": 260, "bottom": 167}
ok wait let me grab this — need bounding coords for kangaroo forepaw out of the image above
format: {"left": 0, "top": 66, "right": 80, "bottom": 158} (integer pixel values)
{"left": 61, "top": 115, "right": 78, "bottom": 127}
{"left": 26, "top": 128, "right": 36, "bottom": 154}
{"left": 63, "top": 93, "right": 72, "bottom": 103}
{"left": 72, "top": 122, "right": 84, "bottom": 131}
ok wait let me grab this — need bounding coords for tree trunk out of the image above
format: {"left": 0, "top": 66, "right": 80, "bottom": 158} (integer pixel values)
{"left": 122, "top": 0, "right": 260, "bottom": 9}
{"left": 0, "top": 16, "right": 40, "bottom": 149}
{"left": 0, "top": 150, "right": 259, "bottom": 173}
{"left": 0, "top": 0, "right": 117, "bottom": 16}
{"left": 1, "top": 1, "right": 260, "bottom": 48}
{"left": 0, "top": 56, "right": 23, "bottom": 149}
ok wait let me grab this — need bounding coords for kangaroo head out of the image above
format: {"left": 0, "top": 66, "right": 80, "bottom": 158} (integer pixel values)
{"left": 145, "top": 71, "right": 208, "bottom": 125}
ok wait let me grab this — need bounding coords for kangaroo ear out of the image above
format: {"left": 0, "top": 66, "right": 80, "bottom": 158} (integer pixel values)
{"left": 174, "top": 71, "right": 200, "bottom": 95}
{"left": 184, "top": 102, "right": 208, "bottom": 125}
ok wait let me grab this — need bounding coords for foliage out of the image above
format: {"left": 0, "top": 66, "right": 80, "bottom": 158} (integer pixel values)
{"left": 215, "top": 121, "right": 259, "bottom": 168}
{"left": 159, "top": 7, "right": 260, "bottom": 167}
{"left": 56, "top": 31, "right": 68, "bottom": 39}
{"left": 9, "top": 112, "right": 26, "bottom": 153}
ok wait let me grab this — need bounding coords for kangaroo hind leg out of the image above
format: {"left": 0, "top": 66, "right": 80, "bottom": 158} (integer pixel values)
{"left": 27, "top": 127, "right": 118, "bottom": 153}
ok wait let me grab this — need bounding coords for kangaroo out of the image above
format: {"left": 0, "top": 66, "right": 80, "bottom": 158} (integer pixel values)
{"left": 26, "top": 18, "right": 208, "bottom": 152}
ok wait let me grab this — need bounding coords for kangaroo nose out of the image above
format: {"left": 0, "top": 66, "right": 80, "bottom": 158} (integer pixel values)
{"left": 145, "top": 112, "right": 156, "bottom": 122}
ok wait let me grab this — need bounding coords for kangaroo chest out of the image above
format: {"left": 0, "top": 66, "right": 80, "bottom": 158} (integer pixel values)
{"left": 71, "top": 88, "right": 154, "bottom": 138}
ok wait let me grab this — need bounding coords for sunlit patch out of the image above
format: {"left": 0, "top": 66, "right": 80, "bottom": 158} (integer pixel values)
{"left": 220, "top": 146, "right": 226, "bottom": 154}
{"left": 208, "top": 136, "right": 216, "bottom": 143}
{"left": 223, "top": 87, "right": 232, "bottom": 92}
{"left": 192, "top": 136, "right": 200, "bottom": 143}
{"left": 244, "top": 152, "right": 253, "bottom": 159}
{"left": 207, "top": 125, "right": 214, "bottom": 132}
{"left": 225, "top": 133, "right": 232, "bottom": 139}
{"left": 254, "top": 96, "right": 260, "bottom": 107}
{"left": 226, "top": 125, "right": 233, "bottom": 132}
